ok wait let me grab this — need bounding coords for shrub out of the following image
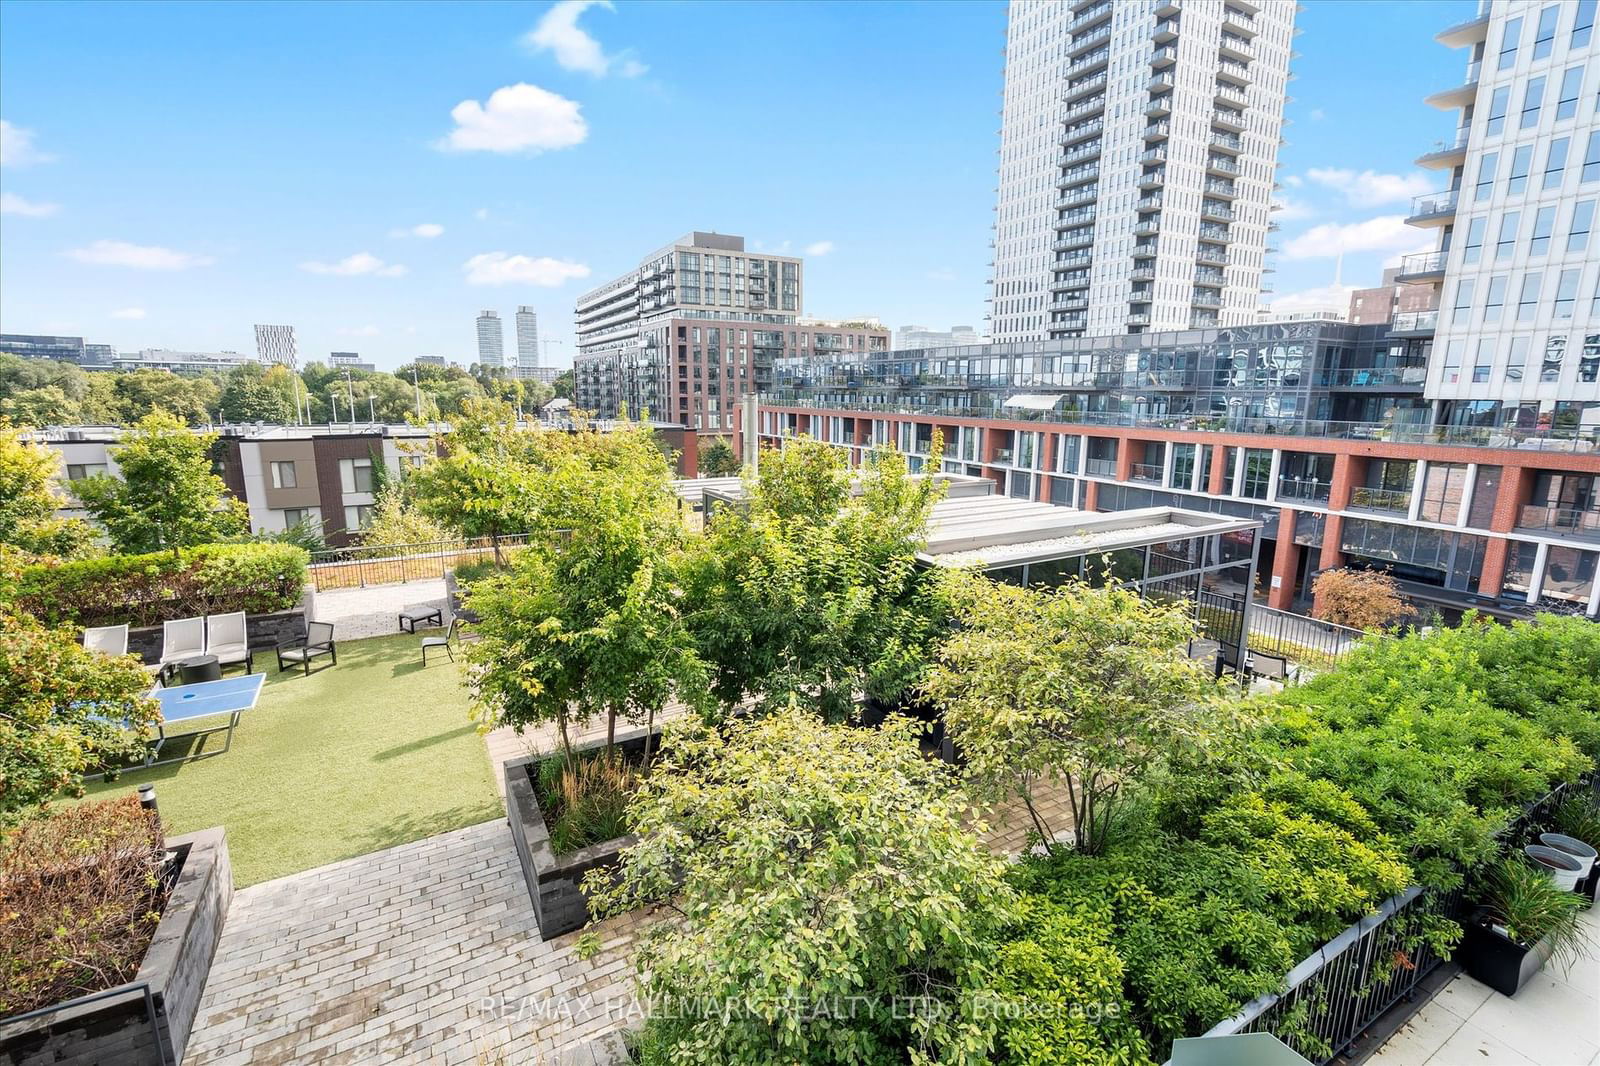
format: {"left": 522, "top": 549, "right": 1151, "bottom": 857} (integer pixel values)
{"left": 533, "top": 750, "right": 637, "bottom": 854}
{"left": 1311, "top": 567, "right": 1407, "bottom": 631}
{"left": 0, "top": 796, "right": 168, "bottom": 1015}
{"left": 14, "top": 541, "right": 308, "bottom": 628}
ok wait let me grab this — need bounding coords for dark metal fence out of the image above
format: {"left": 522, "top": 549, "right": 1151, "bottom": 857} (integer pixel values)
{"left": 307, "top": 535, "right": 532, "bottom": 590}
{"left": 1246, "top": 605, "right": 1368, "bottom": 669}
{"left": 1198, "top": 777, "right": 1589, "bottom": 1063}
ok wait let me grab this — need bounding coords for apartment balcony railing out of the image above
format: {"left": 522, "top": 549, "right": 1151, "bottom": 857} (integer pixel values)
{"left": 992, "top": 448, "right": 1014, "bottom": 464}
{"left": 1126, "top": 313, "right": 1152, "bottom": 326}
{"left": 1195, "top": 269, "right": 1226, "bottom": 285}
{"left": 1131, "top": 462, "right": 1164, "bottom": 483}
{"left": 1201, "top": 203, "right": 1235, "bottom": 222}
{"left": 1204, "top": 178, "right": 1238, "bottom": 198}
{"left": 1071, "top": 24, "right": 1112, "bottom": 55}
{"left": 1134, "top": 240, "right": 1161, "bottom": 256}
{"left": 1062, "top": 141, "right": 1103, "bottom": 166}
{"left": 1139, "top": 167, "right": 1167, "bottom": 188}
{"left": 1055, "top": 252, "right": 1094, "bottom": 268}
{"left": 1070, "top": 0, "right": 1113, "bottom": 30}
{"left": 1070, "top": 47, "right": 1110, "bottom": 74}
{"left": 1146, "top": 97, "right": 1174, "bottom": 119}
{"left": 1350, "top": 487, "right": 1413, "bottom": 515}
{"left": 1064, "top": 71, "right": 1109, "bottom": 103}
{"left": 1210, "top": 131, "right": 1244, "bottom": 152}
{"left": 1198, "top": 223, "right": 1231, "bottom": 241}
{"left": 1055, "top": 207, "right": 1097, "bottom": 226}
{"left": 1219, "top": 32, "right": 1254, "bottom": 57}
{"left": 1054, "top": 295, "right": 1089, "bottom": 310}
{"left": 1063, "top": 97, "right": 1106, "bottom": 123}
{"left": 1061, "top": 118, "right": 1104, "bottom": 146}
{"left": 1130, "top": 287, "right": 1153, "bottom": 301}
{"left": 1141, "top": 146, "right": 1169, "bottom": 164}
{"left": 1192, "top": 288, "right": 1223, "bottom": 307}
{"left": 1207, "top": 156, "right": 1241, "bottom": 175}
{"left": 1135, "top": 220, "right": 1162, "bottom": 236}
{"left": 1059, "top": 313, "right": 1089, "bottom": 329}
{"left": 1395, "top": 250, "right": 1447, "bottom": 280}
{"left": 1218, "top": 59, "right": 1252, "bottom": 84}
{"left": 1147, "top": 74, "right": 1176, "bottom": 94}
{"left": 1417, "top": 129, "right": 1471, "bottom": 165}
{"left": 1277, "top": 477, "right": 1333, "bottom": 503}
{"left": 1056, "top": 187, "right": 1099, "bottom": 212}
{"left": 1053, "top": 270, "right": 1091, "bottom": 289}
{"left": 1154, "top": 18, "right": 1180, "bottom": 41}
{"left": 1316, "top": 366, "right": 1428, "bottom": 388}
{"left": 1517, "top": 505, "right": 1600, "bottom": 539}
{"left": 1137, "top": 195, "right": 1165, "bottom": 211}
{"left": 1058, "top": 163, "right": 1100, "bottom": 187}
{"left": 1131, "top": 267, "right": 1157, "bottom": 281}
{"left": 1195, "top": 246, "right": 1230, "bottom": 266}
{"left": 1215, "top": 87, "right": 1249, "bottom": 110}
{"left": 1407, "top": 190, "right": 1458, "bottom": 223}
{"left": 1085, "top": 458, "right": 1119, "bottom": 476}
{"left": 1151, "top": 45, "right": 1180, "bottom": 67}
{"left": 1391, "top": 309, "right": 1439, "bottom": 334}
{"left": 1222, "top": 7, "right": 1258, "bottom": 35}
{"left": 1144, "top": 121, "right": 1172, "bottom": 141}
{"left": 1054, "top": 231, "right": 1095, "bottom": 252}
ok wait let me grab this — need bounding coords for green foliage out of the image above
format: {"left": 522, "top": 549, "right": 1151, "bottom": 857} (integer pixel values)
{"left": 989, "top": 895, "right": 1154, "bottom": 1066}
{"left": 465, "top": 420, "right": 704, "bottom": 757}
{"left": 925, "top": 569, "right": 1217, "bottom": 855}
{"left": 409, "top": 400, "right": 529, "bottom": 555}
{"left": 0, "top": 796, "right": 168, "bottom": 1013}
{"left": 0, "top": 422, "right": 93, "bottom": 556}
{"left": 218, "top": 363, "right": 296, "bottom": 423}
{"left": 697, "top": 437, "right": 741, "bottom": 477}
{"left": 74, "top": 412, "right": 248, "bottom": 555}
{"left": 0, "top": 613, "right": 161, "bottom": 821}
{"left": 360, "top": 486, "right": 449, "bottom": 548}
{"left": 681, "top": 439, "right": 946, "bottom": 722}
{"left": 533, "top": 748, "right": 638, "bottom": 853}
{"left": 1477, "top": 856, "right": 1590, "bottom": 970}
{"left": 13, "top": 541, "right": 307, "bottom": 628}
{"left": 553, "top": 368, "right": 575, "bottom": 400}
{"left": 258, "top": 514, "right": 327, "bottom": 553}
{"left": 1551, "top": 792, "right": 1600, "bottom": 848}
{"left": 587, "top": 709, "right": 1015, "bottom": 1066}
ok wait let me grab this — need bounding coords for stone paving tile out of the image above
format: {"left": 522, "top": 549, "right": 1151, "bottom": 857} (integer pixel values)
{"left": 311, "top": 578, "right": 449, "bottom": 641}
{"left": 188, "top": 820, "right": 652, "bottom": 1065}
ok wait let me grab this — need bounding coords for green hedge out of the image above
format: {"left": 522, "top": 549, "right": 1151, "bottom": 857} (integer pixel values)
{"left": 12, "top": 542, "right": 309, "bottom": 628}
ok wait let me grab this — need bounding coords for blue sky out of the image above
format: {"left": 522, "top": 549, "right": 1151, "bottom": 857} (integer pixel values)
{"left": 0, "top": 0, "right": 1472, "bottom": 369}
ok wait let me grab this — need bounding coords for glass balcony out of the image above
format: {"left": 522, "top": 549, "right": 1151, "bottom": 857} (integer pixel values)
{"left": 1219, "top": 32, "right": 1253, "bottom": 59}
{"left": 1131, "top": 267, "right": 1157, "bottom": 281}
{"left": 1147, "top": 74, "right": 1176, "bottom": 94}
{"left": 1141, "top": 146, "right": 1169, "bottom": 165}
{"left": 1151, "top": 45, "right": 1180, "bottom": 68}
{"left": 1137, "top": 195, "right": 1164, "bottom": 210}
{"left": 1061, "top": 119, "right": 1105, "bottom": 146}
{"left": 1062, "top": 141, "right": 1103, "bottom": 166}
{"left": 1144, "top": 121, "right": 1172, "bottom": 141}
{"left": 1206, "top": 156, "right": 1240, "bottom": 175}
{"left": 1085, "top": 458, "right": 1118, "bottom": 476}
{"left": 1063, "top": 97, "right": 1106, "bottom": 123}
{"left": 1517, "top": 505, "right": 1600, "bottom": 539}
{"left": 1350, "top": 487, "right": 1413, "bottom": 515}
{"left": 1198, "top": 223, "right": 1231, "bottom": 241}
{"left": 1055, "top": 207, "right": 1097, "bottom": 226}
{"left": 1210, "top": 131, "right": 1243, "bottom": 153}
{"left": 1391, "top": 309, "right": 1439, "bottom": 334}
{"left": 1127, "top": 313, "right": 1152, "bottom": 326}
{"left": 1200, "top": 202, "right": 1234, "bottom": 222}
{"left": 1146, "top": 97, "right": 1173, "bottom": 119}
{"left": 1214, "top": 87, "right": 1249, "bottom": 110}
{"left": 1316, "top": 366, "right": 1427, "bottom": 388}
{"left": 1211, "top": 109, "right": 1246, "bottom": 132}
{"left": 1394, "top": 250, "right": 1446, "bottom": 281}
{"left": 1277, "top": 477, "right": 1332, "bottom": 503}
{"left": 1192, "top": 288, "right": 1223, "bottom": 307}
{"left": 1195, "top": 246, "right": 1230, "bottom": 266}
{"left": 1071, "top": 24, "right": 1112, "bottom": 55}
{"left": 1195, "top": 268, "right": 1226, "bottom": 285}
{"left": 1139, "top": 167, "right": 1167, "bottom": 188}
{"left": 1064, "top": 72, "right": 1108, "bottom": 103}
{"left": 1070, "top": 47, "right": 1110, "bottom": 74}
{"left": 1055, "top": 185, "right": 1099, "bottom": 210}
{"left": 1204, "top": 178, "right": 1238, "bottom": 199}
{"left": 1057, "top": 164, "right": 1099, "bottom": 187}
{"left": 1131, "top": 462, "right": 1164, "bottom": 483}
{"left": 1054, "top": 230, "right": 1095, "bottom": 252}
{"left": 1135, "top": 219, "right": 1162, "bottom": 236}
{"left": 1218, "top": 59, "right": 1251, "bottom": 83}
{"left": 1406, "top": 190, "right": 1457, "bottom": 225}
{"left": 1154, "top": 18, "right": 1180, "bottom": 42}
{"left": 1070, "top": 1, "right": 1113, "bottom": 30}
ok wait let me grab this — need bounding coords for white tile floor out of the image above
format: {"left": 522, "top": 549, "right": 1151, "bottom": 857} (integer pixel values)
{"left": 1370, "top": 903, "right": 1600, "bottom": 1066}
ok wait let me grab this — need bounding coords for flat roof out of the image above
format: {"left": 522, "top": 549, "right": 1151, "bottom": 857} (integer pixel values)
{"left": 919, "top": 498, "right": 1261, "bottom": 569}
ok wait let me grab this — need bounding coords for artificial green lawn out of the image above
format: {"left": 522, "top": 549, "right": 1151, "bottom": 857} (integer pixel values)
{"left": 81, "top": 633, "right": 503, "bottom": 887}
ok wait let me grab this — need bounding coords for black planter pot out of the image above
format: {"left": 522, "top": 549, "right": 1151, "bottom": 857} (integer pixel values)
{"left": 1457, "top": 913, "right": 1557, "bottom": 997}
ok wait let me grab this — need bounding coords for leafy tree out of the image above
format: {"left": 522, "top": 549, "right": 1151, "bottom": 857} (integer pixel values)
{"left": 0, "top": 354, "right": 90, "bottom": 407}
{"left": 466, "top": 422, "right": 702, "bottom": 759}
{"left": 681, "top": 439, "right": 945, "bottom": 722}
{"left": 0, "top": 423, "right": 92, "bottom": 556}
{"left": 1, "top": 385, "right": 78, "bottom": 427}
{"left": 360, "top": 487, "right": 448, "bottom": 548}
{"left": 553, "top": 368, "right": 574, "bottom": 400}
{"left": 587, "top": 708, "right": 1015, "bottom": 1066}
{"left": 111, "top": 370, "right": 219, "bottom": 425}
{"left": 1312, "top": 567, "right": 1408, "bottom": 630}
{"left": 0, "top": 610, "right": 161, "bottom": 824}
{"left": 408, "top": 399, "right": 529, "bottom": 562}
{"left": 923, "top": 570, "right": 1217, "bottom": 855}
{"left": 74, "top": 412, "right": 248, "bottom": 555}
{"left": 697, "top": 437, "right": 741, "bottom": 477}
{"left": 218, "top": 363, "right": 295, "bottom": 423}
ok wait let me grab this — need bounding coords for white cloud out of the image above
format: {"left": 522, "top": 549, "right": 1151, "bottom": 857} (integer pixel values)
{"left": 0, "top": 191, "right": 59, "bottom": 217}
{"left": 462, "top": 251, "right": 590, "bottom": 286}
{"left": 65, "top": 240, "right": 214, "bottom": 270}
{"left": 110, "top": 307, "right": 147, "bottom": 320}
{"left": 1282, "top": 174, "right": 1304, "bottom": 188}
{"left": 524, "top": 0, "right": 647, "bottom": 78}
{"left": 0, "top": 120, "right": 55, "bottom": 167}
{"left": 1272, "top": 198, "right": 1317, "bottom": 222}
{"left": 1305, "top": 167, "right": 1435, "bottom": 207}
{"left": 338, "top": 325, "right": 381, "bottom": 337}
{"left": 437, "top": 83, "right": 588, "bottom": 155}
{"left": 1309, "top": 108, "right": 1326, "bottom": 121}
{"left": 1269, "top": 282, "right": 1355, "bottom": 316}
{"left": 390, "top": 222, "right": 444, "bottom": 238}
{"left": 299, "top": 252, "right": 408, "bottom": 277}
{"left": 474, "top": 208, "right": 491, "bottom": 221}
{"left": 1281, "top": 215, "right": 1419, "bottom": 260}
{"left": 752, "top": 239, "right": 794, "bottom": 255}
{"left": 804, "top": 240, "right": 834, "bottom": 257}
{"left": 1382, "top": 242, "right": 1437, "bottom": 270}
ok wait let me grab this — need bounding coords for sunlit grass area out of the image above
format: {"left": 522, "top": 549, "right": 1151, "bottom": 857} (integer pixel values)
{"left": 82, "top": 633, "right": 501, "bottom": 887}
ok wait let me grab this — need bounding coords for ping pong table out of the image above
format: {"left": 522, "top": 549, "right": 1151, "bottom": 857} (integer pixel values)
{"left": 142, "top": 673, "right": 266, "bottom": 768}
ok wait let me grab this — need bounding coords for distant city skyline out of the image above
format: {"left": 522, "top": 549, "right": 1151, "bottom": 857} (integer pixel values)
{"left": 1, "top": 0, "right": 1472, "bottom": 369}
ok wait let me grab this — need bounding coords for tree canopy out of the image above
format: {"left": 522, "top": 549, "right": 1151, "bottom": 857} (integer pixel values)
{"left": 0, "top": 422, "right": 92, "bottom": 557}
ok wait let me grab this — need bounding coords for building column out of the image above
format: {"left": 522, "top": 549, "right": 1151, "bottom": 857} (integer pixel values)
{"left": 1477, "top": 463, "right": 1534, "bottom": 599}
{"left": 1083, "top": 479, "right": 1100, "bottom": 512}
{"left": 1207, "top": 444, "right": 1228, "bottom": 495}
{"left": 1115, "top": 438, "right": 1135, "bottom": 483}
{"left": 1268, "top": 507, "right": 1301, "bottom": 611}
{"left": 1311, "top": 453, "right": 1357, "bottom": 615}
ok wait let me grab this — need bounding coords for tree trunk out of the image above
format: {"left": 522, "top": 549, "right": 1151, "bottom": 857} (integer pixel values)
{"left": 1019, "top": 775, "right": 1055, "bottom": 852}
{"left": 490, "top": 529, "right": 503, "bottom": 566}
{"left": 557, "top": 705, "right": 574, "bottom": 772}
{"left": 643, "top": 706, "right": 656, "bottom": 764}
{"left": 606, "top": 706, "right": 617, "bottom": 763}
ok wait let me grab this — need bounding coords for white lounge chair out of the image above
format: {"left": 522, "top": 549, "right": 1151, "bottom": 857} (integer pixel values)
{"left": 205, "top": 611, "right": 253, "bottom": 674}
{"left": 82, "top": 624, "right": 129, "bottom": 658}
{"left": 159, "top": 616, "right": 207, "bottom": 679}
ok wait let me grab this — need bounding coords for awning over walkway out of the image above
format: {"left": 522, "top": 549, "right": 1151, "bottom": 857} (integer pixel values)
{"left": 1000, "top": 393, "right": 1065, "bottom": 411}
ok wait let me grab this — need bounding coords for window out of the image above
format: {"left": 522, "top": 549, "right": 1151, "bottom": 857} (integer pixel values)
{"left": 1576, "top": 0, "right": 1596, "bottom": 47}
{"left": 1533, "top": 5, "right": 1559, "bottom": 59}
{"left": 1544, "top": 138, "right": 1570, "bottom": 188}
{"left": 283, "top": 508, "right": 309, "bottom": 527}
{"left": 1473, "top": 339, "right": 1495, "bottom": 383}
{"left": 1462, "top": 216, "right": 1487, "bottom": 263}
{"left": 1496, "top": 211, "right": 1521, "bottom": 260}
{"left": 1240, "top": 450, "right": 1272, "bottom": 500}
{"left": 1476, "top": 151, "right": 1499, "bottom": 200}
{"left": 1486, "top": 87, "right": 1511, "bottom": 135}
{"left": 343, "top": 504, "right": 374, "bottom": 530}
{"left": 1508, "top": 144, "right": 1534, "bottom": 192}
{"left": 1498, "top": 16, "right": 1522, "bottom": 70}
{"left": 1584, "top": 132, "right": 1600, "bottom": 182}
{"left": 1517, "top": 272, "right": 1543, "bottom": 322}
{"left": 270, "top": 460, "right": 296, "bottom": 489}
{"left": 1582, "top": 335, "right": 1600, "bottom": 382}
{"left": 1530, "top": 206, "right": 1556, "bottom": 255}
{"left": 1442, "top": 340, "right": 1465, "bottom": 384}
{"left": 1452, "top": 279, "right": 1476, "bottom": 326}
{"left": 1419, "top": 463, "right": 1471, "bottom": 524}
{"left": 1554, "top": 269, "right": 1581, "bottom": 319}
{"left": 1507, "top": 336, "right": 1530, "bottom": 382}
{"left": 1484, "top": 275, "right": 1509, "bottom": 322}
{"left": 1520, "top": 77, "right": 1545, "bottom": 129}
{"left": 1558, "top": 66, "right": 1584, "bottom": 119}
{"left": 65, "top": 462, "right": 107, "bottom": 480}
{"left": 1571, "top": 200, "right": 1596, "bottom": 251}
{"left": 338, "top": 457, "right": 373, "bottom": 494}
{"left": 1543, "top": 334, "right": 1567, "bottom": 381}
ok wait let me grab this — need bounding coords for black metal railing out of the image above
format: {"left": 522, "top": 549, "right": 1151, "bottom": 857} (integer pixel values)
{"left": 307, "top": 534, "right": 533, "bottom": 590}
{"left": 1247, "top": 605, "right": 1368, "bottom": 668}
{"left": 1199, "top": 777, "right": 1589, "bottom": 1064}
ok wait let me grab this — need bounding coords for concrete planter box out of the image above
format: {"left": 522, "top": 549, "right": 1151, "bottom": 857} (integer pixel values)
{"left": 125, "top": 610, "right": 306, "bottom": 667}
{"left": 505, "top": 727, "right": 658, "bottom": 941}
{"left": 0, "top": 827, "right": 233, "bottom": 1066}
